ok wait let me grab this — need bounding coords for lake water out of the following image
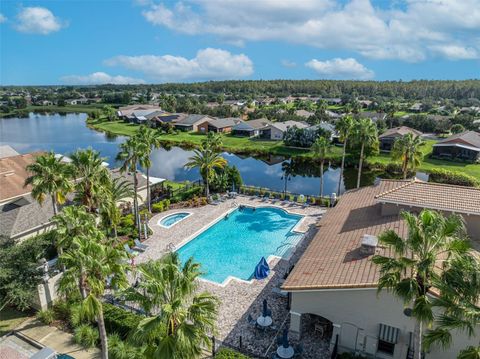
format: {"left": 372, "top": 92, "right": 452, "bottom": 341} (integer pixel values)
{"left": 0, "top": 113, "right": 405, "bottom": 196}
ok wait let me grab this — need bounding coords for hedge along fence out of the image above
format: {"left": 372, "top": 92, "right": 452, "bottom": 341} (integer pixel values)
{"left": 238, "top": 185, "right": 333, "bottom": 207}
{"left": 103, "top": 303, "right": 143, "bottom": 340}
{"left": 428, "top": 168, "right": 480, "bottom": 188}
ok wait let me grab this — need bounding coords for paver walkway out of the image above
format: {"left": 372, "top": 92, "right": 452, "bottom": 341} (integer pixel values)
{"left": 15, "top": 318, "right": 100, "bottom": 359}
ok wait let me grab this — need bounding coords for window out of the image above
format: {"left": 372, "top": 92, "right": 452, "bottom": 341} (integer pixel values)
{"left": 378, "top": 339, "right": 395, "bottom": 356}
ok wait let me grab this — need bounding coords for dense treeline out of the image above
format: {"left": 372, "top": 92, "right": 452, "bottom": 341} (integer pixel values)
{"left": 3, "top": 79, "right": 480, "bottom": 101}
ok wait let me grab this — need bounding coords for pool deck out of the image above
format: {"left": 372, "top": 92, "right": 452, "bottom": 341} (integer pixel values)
{"left": 137, "top": 196, "right": 328, "bottom": 358}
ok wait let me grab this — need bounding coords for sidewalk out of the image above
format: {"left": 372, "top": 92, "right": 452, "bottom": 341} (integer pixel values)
{"left": 15, "top": 318, "right": 100, "bottom": 359}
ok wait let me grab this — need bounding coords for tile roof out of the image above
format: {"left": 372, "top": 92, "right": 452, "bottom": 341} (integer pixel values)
{"left": 0, "top": 152, "right": 43, "bottom": 202}
{"left": 379, "top": 126, "right": 422, "bottom": 139}
{"left": 0, "top": 145, "right": 20, "bottom": 159}
{"left": 175, "top": 114, "right": 213, "bottom": 126}
{"left": 208, "top": 117, "right": 243, "bottom": 128}
{"left": 283, "top": 180, "right": 408, "bottom": 290}
{"left": 375, "top": 179, "right": 480, "bottom": 216}
{"left": 270, "top": 121, "right": 309, "bottom": 132}
{"left": 434, "top": 130, "right": 480, "bottom": 149}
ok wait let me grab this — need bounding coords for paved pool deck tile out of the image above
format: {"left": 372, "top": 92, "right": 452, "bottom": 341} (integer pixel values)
{"left": 135, "top": 196, "right": 328, "bottom": 358}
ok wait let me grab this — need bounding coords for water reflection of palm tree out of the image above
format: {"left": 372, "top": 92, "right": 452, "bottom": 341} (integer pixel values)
{"left": 281, "top": 160, "right": 295, "bottom": 196}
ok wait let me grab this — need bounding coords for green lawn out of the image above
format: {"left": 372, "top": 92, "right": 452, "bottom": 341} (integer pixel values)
{"left": 0, "top": 307, "right": 31, "bottom": 335}
{"left": 89, "top": 119, "right": 479, "bottom": 178}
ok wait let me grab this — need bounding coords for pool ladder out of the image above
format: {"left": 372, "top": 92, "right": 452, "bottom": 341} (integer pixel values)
{"left": 167, "top": 243, "right": 176, "bottom": 252}
{"left": 231, "top": 201, "right": 238, "bottom": 208}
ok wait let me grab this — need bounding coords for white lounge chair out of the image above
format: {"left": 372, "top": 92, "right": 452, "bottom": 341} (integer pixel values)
{"left": 124, "top": 244, "right": 139, "bottom": 256}
{"left": 133, "top": 239, "right": 147, "bottom": 252}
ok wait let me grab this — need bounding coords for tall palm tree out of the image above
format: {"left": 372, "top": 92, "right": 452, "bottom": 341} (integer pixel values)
{"left": 53, "top": 205, "right": 97, "bottom": 267}
{"left": 59, "top": 233, "right": 128, "bottom": 359}
{"left": 422, "top": 254, "right": 480, "bottom": 356}
{"left": 184, "top": 146, "right": 227, "bottom": 198}
{"left": 202, "top": 131, "right": 222, "bottom": 151}
{"left": 70, "top": 148, "right": 110, "bottom": 212}
{"left": 136, "top": 126, "right": 161, "bottom": 213}
{"left": 127, "top": 253, "right": 218, "bottom": 359}
{"left": 391, "top": 133, "right": 424, "bottom": 179}
{"left": 24, "top": 152, "right": 73, "bottom": 216}
{"left": 311, "top": 136, "right": 332, "bottom": 198}
{"left": 100, "top": 177, "right": 136, "bottom": 239}
{"left": 335, "top": 115, "right": 355, "bottom": 195}
{"left": 116, "top": 137, "right": 146, "bottom": 233}
{"left": 352, "top": 118, "right": 378, "bottom": 188}
{"left": 372, "top": 210, "right": 470, "bottom": 359}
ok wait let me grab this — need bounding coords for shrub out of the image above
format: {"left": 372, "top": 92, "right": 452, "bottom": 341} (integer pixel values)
{"left": 428, "top": 168, "right": 480, "bottom": 187}
{"left": 152, "top": 202, "right": 164, "bottom": 213}
{"left": 52, "top": 300, "right": 71, "bottom": 322}
{"left": 108, "top": 333, "right": 144, "bottom": 359}
{"left": 36, "top": 309, "right": 55, "bottom": 325}
{"left": 74, "top": 324, "right": 99, "bottom": 348}
{"left": 103, "top": 303, "right": 143, "bottom": 340}
{"left": 215, "top": 348, "right": 251, "bottom": 359}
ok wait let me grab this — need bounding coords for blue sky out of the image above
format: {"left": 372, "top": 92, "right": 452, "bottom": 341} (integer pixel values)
{"left": 1, "top": 0, "right": 479, "bottom": 85}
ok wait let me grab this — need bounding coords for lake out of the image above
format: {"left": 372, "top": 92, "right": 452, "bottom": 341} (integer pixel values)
{"left": 0, "top": 113, "right": 407, "bottom": 196}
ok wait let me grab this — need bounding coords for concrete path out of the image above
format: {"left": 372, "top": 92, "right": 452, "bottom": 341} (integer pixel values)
{"left": 15, "top": 318, "right": 100, "bottom": 359}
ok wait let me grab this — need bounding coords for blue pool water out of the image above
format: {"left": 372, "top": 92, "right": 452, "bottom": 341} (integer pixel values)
{"left": 176, "top": 207, "right": 303, "bottom": 284}
{"left": 159, "top": 212, "right": 190, "bottom": 228}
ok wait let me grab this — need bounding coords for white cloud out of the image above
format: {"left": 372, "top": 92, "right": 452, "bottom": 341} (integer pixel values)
{"left": 306, "top": 58, "right": 374, "bottom": 80}
{"left": 0, "top": 13, "right": 7, "bottom": 23}
{"left": 105, "top": 48, "right": 254, "bottom": 81}
{"left": 139, "top": 0, "right": 480, "bottom": 62}
{"left": 281, "top": 60, "right": 297, "bottom": 68}
{"left": 15, "top": 7, "right": 64, "bottom": 34}
{"left": 429, "top": 45, "right": 479, "bottom": 60}
{"left": 61, "top": 72, "right": 146, "bottom": 85}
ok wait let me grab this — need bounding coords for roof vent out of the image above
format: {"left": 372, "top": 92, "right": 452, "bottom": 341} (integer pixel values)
{"left": 361, "top": 234, "right": 378, "bottom": 255}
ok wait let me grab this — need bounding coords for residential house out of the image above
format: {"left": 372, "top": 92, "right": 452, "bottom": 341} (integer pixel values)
{"left": 67, "top": 98, "right": 88, "bottom": 105}
{"left": 432, "top": 130, "right": 480, "bottom": 162}
{"left": 197, "top": 117, "right": 243, "bottom": 133}
{"left": 356, "top": 111, "right": 387, "bottom": 122}
{"left": 117, "top": 105, "right": 163, "bottom": 122}
{"left": 306, "top": 122, "right": 338, "bottom": 142}
{"left": 379, "top": 126, "right": 423, "bottom": 151}
{"left": 259, "top": 121, "right": 308, "bottom": 140}
{"left": 283, "top": 179, "right": 480, "bottom": 359}
{"left": 147, "top": 112, "right": 187, "bottom": 128}
{"left": 174, "top": 114, "right": 215, "bottom": 132}
{"left": 358, "top": 100, "right": 372, "bottom": 108}
{"left": 409, "top": 102, "right": 423, "bottom": 112}
{"left": 232, "top": 118, "right": 272, "bottom": 137}
{"left": 322, "top": 98, "right": 342, "bottom": 105}
{"left": 294, "top": 109, "right": 315, "bottom": 119}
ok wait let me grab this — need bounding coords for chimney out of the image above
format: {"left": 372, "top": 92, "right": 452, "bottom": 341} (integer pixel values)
{"left": 361, "top": 234, "right": 378, "bottom": 255}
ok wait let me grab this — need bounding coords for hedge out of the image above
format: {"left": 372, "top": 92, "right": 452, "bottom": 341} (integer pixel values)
{"left": 214, "top": 348, "right": 251, "bottom": 359}
{"left": 428, "top": 168, "right": 480, "bottom": 187}
{"left": 103, "top": 303, "right": 143, "bottom": 339}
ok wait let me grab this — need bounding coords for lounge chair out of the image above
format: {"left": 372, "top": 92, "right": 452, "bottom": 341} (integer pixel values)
{"left": 124, "top": 244, "right": 139, "bottom": 257}
{"left": 291, "top": 196, "right": 298, "bottom": 205}
{"left": 133, "top": 239, "right": 147, "bottom": 251}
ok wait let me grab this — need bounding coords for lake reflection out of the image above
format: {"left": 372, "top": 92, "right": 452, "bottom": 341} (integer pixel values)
{"left": 0, "top": 113, "right": 398, "bottom": 196}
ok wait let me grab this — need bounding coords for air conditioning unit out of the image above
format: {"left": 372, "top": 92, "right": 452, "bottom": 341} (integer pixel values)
{"left": 361, "top": 234, "right": 378, "bottom": 255}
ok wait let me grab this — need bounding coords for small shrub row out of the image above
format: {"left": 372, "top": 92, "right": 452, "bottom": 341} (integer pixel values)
{"left": 152, "top": 199, "right": 171, "bottom": 213}
{"left": 215, "top": 347, "right": 251, "bottom": 359}
{"left": 103, "top": 303, "right": 143, "bottom": 340}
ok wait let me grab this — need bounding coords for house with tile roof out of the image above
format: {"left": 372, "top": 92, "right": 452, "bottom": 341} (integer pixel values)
{"left": 379, "top": 126, "right": 423, "bottom": 151}
{"left": 232, "top": 118, "right": 271, "bottom": 137}
{"left": 174, "top": 114, "right": 215, "bottom": 132}
{"left": 259, "top": 121, "right": 309, "bottom": 140}
{"left": 282, "top": 179, "right": 480, "bottom": 359}
{"left": 197, "top": 117, "right": 243, "bottom": 133}
{"left": 432, "top": 130, "right": 480, "bottom": 162}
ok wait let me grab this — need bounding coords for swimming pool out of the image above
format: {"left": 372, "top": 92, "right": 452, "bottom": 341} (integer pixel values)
{"left": 158, "top": 212, "right": 191, "bottom": 228}
{"left": 176, "top": 206, "right": 303, "bottom": 284}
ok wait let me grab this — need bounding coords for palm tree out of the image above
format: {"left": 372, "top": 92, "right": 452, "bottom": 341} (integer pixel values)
{"left": 311, "top": 136, "right": 332, "bottom": 198}
{"left": 335, "top": 115, "right": 355, "bottom": 195}
{"left": 136, "top": 126, "right": 161, "bottom": 213}
{"left": 59, "top": 233, "right": 128, "bottom": 359}
{"left": 372, "top": 210, "right": 470, "bottom": 359}
{"left": 352, "top": 118, "right": 378, "bottom": 188}
{"left": 127, "top": 253, "right": 218, "bottom": 358}
{"left": 24, "top": 152, "right": 73, "bottom": 216}
{"left": 184, "top": 146, "right": 227, "bottom": 198}
{"left": 100, "top": 177, "right": 136, "bottom": 239}
{"left": 70, "top": 148, "right": 110, "bottom": 212}
{"left": 391, "top": 133, "right": 424, "bottom": 179}
{"left": 116, "top": 137, "right": 146, "bottom": 233}
{"left": 53, "top": 205, "right": 97, "bottom": 266}
{"left": 422, "top": 254, "right": 480, "bottom": 356}
{"left": 202, "top": 131, "right": 222, "bottom": 151}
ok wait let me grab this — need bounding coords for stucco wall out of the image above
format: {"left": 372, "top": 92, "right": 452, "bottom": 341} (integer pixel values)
{"left": 290, "top": 288, "right": 478, "bottom": 359}
{"left": 269, "top": 126, "right": 284, "bottom": 140}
